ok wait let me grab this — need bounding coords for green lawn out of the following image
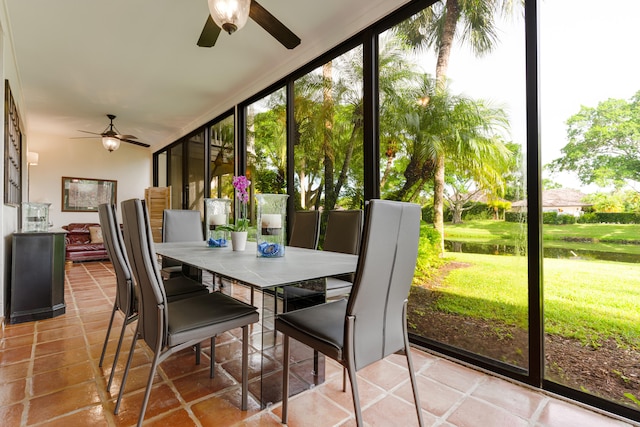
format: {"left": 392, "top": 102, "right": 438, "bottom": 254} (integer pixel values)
{"left": 431, "top": 252, "right": 640, "bottom": 349}
{"left": 445, "top": 220, "right": 640, "bottom": 243}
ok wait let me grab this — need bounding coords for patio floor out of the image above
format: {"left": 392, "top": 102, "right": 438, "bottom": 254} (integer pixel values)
{"left": 0, "top": 261, "right": 635, "bottom": 426}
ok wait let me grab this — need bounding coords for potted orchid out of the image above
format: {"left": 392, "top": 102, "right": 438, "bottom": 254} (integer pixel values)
{"left": 218, "top": 175, "right": 251, "bottom": 250}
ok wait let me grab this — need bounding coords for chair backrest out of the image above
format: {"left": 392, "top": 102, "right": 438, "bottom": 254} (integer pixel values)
{"left": 162, "top": 209, "right": 204, "bottom": 242}
{"left": 288, "top": 210, "right": 321, "bottom": 250}
{"left": 122, "top": 199, "right": 169, "bottom": 350}
{"left": 346, "top": 199, "right": 421, "bottom": 370}
{"left": 322, "top": 210, "right": 363, "bottom": 255}
{"left": 98, "top": 203, "right": 135, "bottom": 315}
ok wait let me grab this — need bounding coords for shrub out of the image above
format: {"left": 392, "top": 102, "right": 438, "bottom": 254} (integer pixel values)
{"left": 505, "top": 211, "right": 527, "bottom": 223}
{"left": 414, "top": 223, "right": 443, "bottom": 282}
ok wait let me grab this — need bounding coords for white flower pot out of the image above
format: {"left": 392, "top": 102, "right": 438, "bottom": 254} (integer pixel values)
{"left": 231, "top": 231, "right": 248, "bottom": 251}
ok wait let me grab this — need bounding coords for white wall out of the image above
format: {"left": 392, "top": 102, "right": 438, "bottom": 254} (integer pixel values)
{"left": 1, "top": 0, "right": 25, "bottom": 317}
{"left": 27, "top": 133, "right": 151, "bottom": 226}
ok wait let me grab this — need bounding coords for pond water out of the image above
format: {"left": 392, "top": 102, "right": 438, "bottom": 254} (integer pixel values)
{"left": 444, "top": 240, "right": 640, "bottom": 264}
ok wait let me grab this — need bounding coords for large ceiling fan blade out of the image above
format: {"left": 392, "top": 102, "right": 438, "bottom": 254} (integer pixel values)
{"left": 116, "top": 134, "right": 138, "bottom": 140}
{"left": 77, "top": 130, "right": 103, "bottom": 136}
{"left": 249, "top": 1, "right": 301, "bottom": 49}
{"left": 197, "top": 15, "right": 222, "bottom": 47}
{"left": 118, "top": 137, "right": 150, "bottom": 148}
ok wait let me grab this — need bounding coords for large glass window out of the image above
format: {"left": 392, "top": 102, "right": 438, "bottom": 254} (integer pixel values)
{"left": 150, "top": 1, "right": 640, "bottom": 420}
{"left": 541, "top": 0, "right": 640, "bottom": 410}
{"left": 209, "top": 113, "right": 235, "bottom": 200}
{"left": 293, "top": 46, "right": 365, "bottom": 237}
{"left": 381, "top": 3, "right": 529, "bottom": 371}
{"left": 245, "top": 88, "right": 287, "bottom": 228}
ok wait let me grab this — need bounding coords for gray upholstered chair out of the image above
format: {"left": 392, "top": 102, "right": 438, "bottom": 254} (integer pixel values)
{"left": 322, "top": 209, "right": 363, "bottom": 299}
{"left": 116, "top": 198, "right": 259, "bottom": 426}
{"left": 288, "top": 210, "right": 321, "bottom": 250}
{"left": 97, "top": 203, "right": 208, "bottom": 392}
{"left": 275, "top": 199, "right": 424, "bottom": 427}
{"left": 161, "top": 209, "right": 204, "bottom": 280}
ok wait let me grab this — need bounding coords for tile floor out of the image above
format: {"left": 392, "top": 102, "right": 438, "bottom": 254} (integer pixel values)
{"left": 0, "top": 261, "right": 637, "bottom": 427}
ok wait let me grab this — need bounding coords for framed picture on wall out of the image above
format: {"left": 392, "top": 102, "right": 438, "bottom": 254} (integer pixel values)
{"left": 62, "top": 177, "right": 117, "bottom": 212}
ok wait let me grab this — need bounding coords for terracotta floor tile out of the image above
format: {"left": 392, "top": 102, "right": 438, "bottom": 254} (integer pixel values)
{"left": 0, "top": 360, "right": 30, "bottom": 384}
{"left": 235, "top": 411, "right": 284, "bottom": 426}
{"left": 362, "top": 394, "right": 433, "bottom": 427}
{"left": 271, "top": 389, "right": 351, "bottom": 427}
{"left": 31, "top": 360, "right": 95, "bottom": 396}
{"left": 27, "top": 381, "right": 101, "bottom": 425}
{"left": 171, "top": 366, "right": 237, "bottom": 402}
{"left": 157, "top": 348, "right": 208, "bottom": 379}
{"left": 191, "top": 388, "right": 262, "bottom": 426}
{"left": 35, "top": 404, "right": 111, "bottom": 427}
{"left": 111, "top": 383, "right": 181, "bottom": 426}
{"left": 111, "top": 363, "right": 162, "bottom": 396}
{"left": 36, "top": 316, "right": 82, "bottom": 332}
{"left": 0, "top": 323, "right": 35, "bottom": 339}
{"left": 145, "top": 408, "right": 198, "bottom": 427}
{"left": 358, "top": 358, "right": 410, "bottom": 390}
{"left": 394, "top": 374, "right": 462, "bottom": 417}
{"left": 422, "top": 358, "right": 486, "bottom": 392}
{"left": 34, "top": 335, "right": 86, "bottom": 358}
{"left": 318, "top": 373, "right": 386, "bottom": 413}
{"left": 32, "top": 347, "right": 90, "bottom": 374}
{"left": 0, "top": 378, "right": 26, "bottom": 406}
{"left": 0, "top": 403, "right": 24, "bottom": 426}
{"left": 37, "top": 324, "right": 84, "bottom": 343}
{"left": 0, "top": 345, "right": 33, "bottom": 365}
{"left": 471, "top": 376, "right": 545, "bottom": 419}
{"left": 447, "top": 396, "right": 529, "bottom": 427}
{"left": 0, "top": 333, "right": 34, "bottom": 350}
{"left": 538, "top": 399, "right": 634, "bottom": 427}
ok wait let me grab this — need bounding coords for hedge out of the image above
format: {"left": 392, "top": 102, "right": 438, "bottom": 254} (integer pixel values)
{"left": 505, "top": 211, "right": 640, "bottom": 224}
{"left": 577, "top": 212, "right": 640, "bottom": 224}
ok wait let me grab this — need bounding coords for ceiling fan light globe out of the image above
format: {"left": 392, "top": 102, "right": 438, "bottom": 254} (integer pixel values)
{"left": 102, "top": 136, "right": 120, "bottom": 152}
{"left": 208, "top": 0, "right": 250, "bottom": 34}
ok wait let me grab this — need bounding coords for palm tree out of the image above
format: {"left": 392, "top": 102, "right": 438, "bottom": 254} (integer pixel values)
{"left": 401, "top": 75, "right": 511, "bottom": 250}
{"left": 397, "top": 0, "right": 520, "bottom": 250}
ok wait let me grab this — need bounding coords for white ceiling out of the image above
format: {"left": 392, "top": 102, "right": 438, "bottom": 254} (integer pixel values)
{"left": 5, "top": 0, "right": 410, "bottom": 152}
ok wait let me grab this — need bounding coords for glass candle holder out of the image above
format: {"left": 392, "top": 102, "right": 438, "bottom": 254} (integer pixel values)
{"left": 204, "top": 198, "right": 231, "bottom": 247}
{"left": 256, "top": 193, "right": 288, "bottom": 257}
{"left": 21, "top": 202, "right": 51, "bottom": 232}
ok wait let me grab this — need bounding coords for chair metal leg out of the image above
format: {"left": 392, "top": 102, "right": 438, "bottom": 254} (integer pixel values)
{"left": 346, "top": 362, "right": 363, "bottom": 427}
{"left": 241, "top": 326, "right": 249, "bottom": 411}
{"left": 403, "top": 305, "right": 424, "bottom": 427}
{"left": 106, "top": 313, "right": 131, "bottom": 391}
{"left": 137, "top": 352, "right": 162, "bottom": 427}
{"left": 99, "top": 303, "right": 118, "bottom": 367}
{"left": 114, "top": 323, "right": 139, "bottom": 414}
{"left": 281, "top": 334, "right": 290, "bottom": 424}
{"left": 210, "top": 336, "right": 216, "bottom": 378}
{"left": 342, "top": 367, "right": 346, "bottom": 392}
{"left": 195, "top": 342, "right": 201, "bottom": 365}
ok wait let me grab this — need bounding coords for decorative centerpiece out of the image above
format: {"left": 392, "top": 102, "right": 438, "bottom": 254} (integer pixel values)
{"left": 204, "top": 198, "right": 231, "bottom": 247}
{"left": 256, "top": 193, "right": 288, "bottom": 257}
{"left": 217, "top": 176, "right": 251, "bottom": 251}
{"left": 21, "top": 202, "right": 51, "bottom": 232}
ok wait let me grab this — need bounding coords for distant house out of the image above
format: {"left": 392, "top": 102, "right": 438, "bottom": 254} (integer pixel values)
{"left": 511, "top": 188, "right": 591, "bottom": 217}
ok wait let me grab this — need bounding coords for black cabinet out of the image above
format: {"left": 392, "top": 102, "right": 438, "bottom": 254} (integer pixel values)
{"left": 9, "top": 230, "right": 66, "bottom": 324}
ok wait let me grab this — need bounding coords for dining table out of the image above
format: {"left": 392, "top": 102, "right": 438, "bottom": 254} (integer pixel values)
{"left": 154, "top": 240, "right": 358, "bottom": 407}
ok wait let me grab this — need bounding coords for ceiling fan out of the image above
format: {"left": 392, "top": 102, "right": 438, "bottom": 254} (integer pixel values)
{"left": 197, "top": 0, "right": 301, "bottom": 49}
{"left": 75, "top": 114, "right": 150, "bottom": 152}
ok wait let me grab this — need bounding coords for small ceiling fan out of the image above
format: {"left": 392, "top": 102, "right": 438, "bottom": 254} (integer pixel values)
{"left": 75, "top": 114, "right": 150, "bottom": 152}
{"left": 197, "top": 0, "right": 301, "bottom": 49}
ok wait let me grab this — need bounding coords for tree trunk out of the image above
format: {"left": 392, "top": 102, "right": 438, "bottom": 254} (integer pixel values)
{"left": 432, "top": 0, "right": 460, "bottom": 254}
{"left": 322, "top": 62, "right": 337, "bottom": 212}
{"left": 433, "top": 154, "right": 446, "bottom": 254}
